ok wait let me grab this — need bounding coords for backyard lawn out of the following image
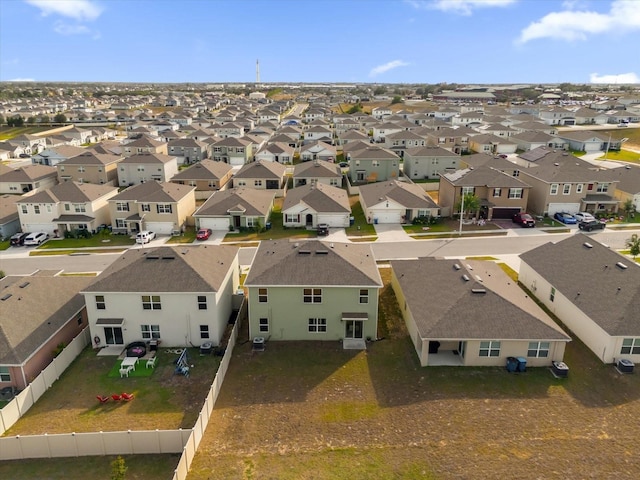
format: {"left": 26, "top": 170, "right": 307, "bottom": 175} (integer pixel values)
{"left": 36, "top": 233, "right": 135, "bottom": 249}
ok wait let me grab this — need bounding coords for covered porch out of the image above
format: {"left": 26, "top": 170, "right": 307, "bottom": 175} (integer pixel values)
{"left": 581, "top": 194, "right": 619, "bottom": 215}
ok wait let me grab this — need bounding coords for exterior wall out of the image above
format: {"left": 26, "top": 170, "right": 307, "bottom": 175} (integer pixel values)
{"left": 0, "top": 217, "right": 20, "bottom": 240}
{"left": 349, "top": 158, "right": 399, "bottom": 183}
{"left": 519, "top": 262, "right": 618, "bottom": 363}
{"left": 437, "top": 179, "right": 459, "bottom": 217}
{"left": 233, "top": 177, "right": 282, "bottom": 190}
{"left": 58, "top": 164, "right": 120, "bottom": 185}
{"left": 247, "top": 286, "right": 379, "bottom": 341}
{"left": 403, "top": 153, "right": 460, "bottom": 180}
{"left": 18, "top": 201, "right": 58, "bottom": 235}
{"left": 0, "top": 176, "right": 57, "bottom": 195}
{"left": 118, "top": 161, "right": 178, "bottom": 186}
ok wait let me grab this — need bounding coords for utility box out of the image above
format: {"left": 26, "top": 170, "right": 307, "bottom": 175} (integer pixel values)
{"left": 617, "top": 359, "right": 634, "bottom": 374}
{"left": 552, "top": 361, "right": 569, "bottom": 378}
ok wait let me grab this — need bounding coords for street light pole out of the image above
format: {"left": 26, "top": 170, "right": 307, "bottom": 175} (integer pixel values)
{"left": 459, "top": 191, "right": 465, "bottom": 236}
{"left": 604, "top": 133, "right": 611, "bottom": 160}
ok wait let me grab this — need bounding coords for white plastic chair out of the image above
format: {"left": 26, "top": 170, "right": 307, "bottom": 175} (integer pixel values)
{"left": 119, "top": 365, "right": 133, "bottom": 378}
{"left": 146, "top": 356, "right": 157, "bottom": 369}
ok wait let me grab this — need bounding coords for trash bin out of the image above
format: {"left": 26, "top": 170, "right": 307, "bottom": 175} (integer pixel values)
{"left": 149, "top": 340, "right": 158, "bottom": 352}
{"left": 374, "top": 218, "right": 378, "bottom": 224}
{"left": 516, "top": 356, "right": 527, "bottom": 372}
{"left": 506, "top": 356, "right": 518, "bottom": 373}
{"left": 266, "top": 222, "right": 272, "bottom": 230}
{"left": 349, "top": 216, "right": 355, "bottom": 226}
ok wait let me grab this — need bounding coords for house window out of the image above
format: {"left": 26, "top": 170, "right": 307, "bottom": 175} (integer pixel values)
{"left": 355, "top": 160, "right": 360, "bottom": 166}
{"left": 258, "top": 288, "right": 268, "bottom": 303}
{"left": 34, "top": 205, "right": 40, "bottom": 214}
{"left": 246, "top": 217, "right": 255, "bottom": 227}
{"left": 74, "top": 204, "right": 86, "bottom": 213}
{"left": 303, "top": 288, "right": 322, "bottom": 303}
{"left": 493, "top": 188, "right": 501, "bottom": 197}
{"left": 513, "top": 170, "right": 520, "bottom": 177}
{"left": 65, "top": 204, "right": 70, "bottom": 211}
{"left": 461, "top": 186, "right": 474, "bottom": 195}
{"left": 330, "top": 178, "right": 338, "bottom": 186}
{"left": 621, "top": 338, "right": 640, "bottom": 355}
{"left": 285, "top": 214, "right": 300, "bottom": 223}
{"left": 576, "top": 184, "right": 584, "bottom": 193}
{"left": 78, "top": 166, "right": 85, "bottom": 173}
{"left": 95, "top": 295, "right": 106, "bottom": 310}
{"left": 550, "top": 184, "right": 558, "bottom": 195}
{"left": 528, "top": 341, "right": 550, "bottom": 357}
{"left": 140, "top": 204, "right": 150, "bottom": 212}
{"left": 587, "top": 183, "right": 594, "bottom": 191}
{"left": 359, "top": 289, "right": 369, "bottom": 304}
{"left": 189, "top": 181, "right": 197, "bottom": 187}
{"left": 21, "top": 205, "right": 27, "bottom": 214}
{"left": 372, "top": 160, "right": 380, "bottom": 167}
{"left": 550, "top": 287, "right": 556, "bottom": 302}
{"left": 308, "top": 318, "right": 327, "bottom": 333}
{"left": 137, "top": 166, "right": 145, "bottom": 172}
{"left": 208, "top": 181, "right": 217, "bottom": 188}
{"left": 259, "top": 317, "right": 269, "bottom": 333}
{"left": 157, "top": 204, "right": 172, "bottom": 214}
{"left": 142, "top": 295, "right": 161, "bottom": 310}
{"left": 254, "top": 180, "right": 262, "bottom": 187}
{"left": 237, "top": 148, "right": 244, "bottom": 153}
{"left": 116, "top": 202, "right": 129, "bottom": 212}
{"left": 596, "top": 183, "right": 609, "bottom": 193}
{"left": 562, "top": 184, "right": 571, "bottom": 195}
{"left": 479, "top": 341, "right": 501, "bottom": 357}
{"left": 200, "top": 325, "right": 209, "bottom": 339}
{"left": 508, "top": 188, "right": 523, "bottom": 199}
{"left": 0, "top": 366, "right": 10, "bottom": 382}
{"left": 141, "top": 324, "right": 161, "bottom": 339}
{"left": 115, "top": 219, "right": 126, "bottom": 228}
{"left": 198, "top": 295, "right": 207, "bottom": 310}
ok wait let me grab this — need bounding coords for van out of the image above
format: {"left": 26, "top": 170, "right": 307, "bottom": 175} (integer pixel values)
{"left": 135, "top": 231, "right": 156, "bottom": 244}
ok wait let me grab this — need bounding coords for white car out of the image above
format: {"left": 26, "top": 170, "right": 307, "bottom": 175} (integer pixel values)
{"left": 23, "top": 231, "right": 49, "bottom": 246}
{"left": 573, "top": 212, "right": 595, "bottom": 223}
{"left": 135, "top": 231, "right": 156, "bottom": 244}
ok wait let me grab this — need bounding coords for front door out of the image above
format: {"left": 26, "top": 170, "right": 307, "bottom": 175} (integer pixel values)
{"left": 104, "top": 327, "right": 124, "bottom": 345}
{"left": 306, "top": 213, "right": 313, "bottom": 226}
{"left": 234, "top": 216, "right": 241, "bottom": 228}
{"left": 345, "top": 320, "right": 363, "bottom": 339}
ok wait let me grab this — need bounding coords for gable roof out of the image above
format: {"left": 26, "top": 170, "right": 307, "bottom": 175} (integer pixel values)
{"left": 82, "top": 245, "right": 238, "bottom": 294}
{"left": 171, "top": 159, "right": 233, "bottom": 181}
{"left": 234, "top": 160, "right": 286, "bottom": 179}
{"left": 16, "top": 181, "right": 117, "bottom": 204}
{"left": 110, "top": 181, "right": 194, "bottom": 202}
{"left": 391, "top": 258, "right": 570, "bottom": 341}
{"left": 441, "top": 165, "right": 531, "bottom": 188}
{"left": 519, "top": 234, "right": 640, "bottom": 336}
{"left": 0, "top": 164, "right": 57, "bottom": 183}
{"left": 58, "top": 151, "right": 122, "bottom": 166}
{"left": 120, "top": 153, "right": 177, "bottom": 164}
{"left": 282, "top": 183, "right": 350, "bottom": 213}
{"left": 293, "top": 160, "right": 341, "bottom": 178}
{"left": 349, "top": 146, "right": 399, "bottom": 160}
{"left": 194, "top": 187, "right": 275, "bottom": 217}
{"left": 359, "top": 180, "right": 439, "bottom": 209}
{"left": 245, "top": 240, "right": 382, "bottom": 287}
{"left": 405, "top": 145, "right": 460, "bottom": 158}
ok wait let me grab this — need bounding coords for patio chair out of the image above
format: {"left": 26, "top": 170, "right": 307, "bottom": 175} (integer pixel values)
{"left": 96, "top": 395, "right": 109, "bottom": 404}
{"left": 121, "top": 392, "right": 134, "bottom": 401}
{"left": 119, "top": 365, "right": 134, "bottom": 378}
{"left": 146, "top": 355, "right": 157, "bottom": 369}
{"left": 111, "top": 394, "right": 122, "bottom": 401}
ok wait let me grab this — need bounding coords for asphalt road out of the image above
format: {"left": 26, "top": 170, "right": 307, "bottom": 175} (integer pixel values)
{"left": 0, "top": 229, "right": 635, "bottom": 276}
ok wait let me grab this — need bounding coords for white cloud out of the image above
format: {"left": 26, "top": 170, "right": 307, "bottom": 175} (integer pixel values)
{"left": 25, "top": 0, "right": 103, "bottom": 22}
{"left": 590, "top": 72, "right": 640, "bottom": 84}
{"left": 9, "top": 78, "right": 35, "bottom": 82}
{"left": 54, "top": 22, "right": 91, "bottom": 35}
{"left": 406, "top": 0, "right": 516, "bottom": 16}
{"left": 518, "top": 0, "right": 640, "bottom": 43}
{"left": 369, "top": 60, "right": 410, "bottom": 77}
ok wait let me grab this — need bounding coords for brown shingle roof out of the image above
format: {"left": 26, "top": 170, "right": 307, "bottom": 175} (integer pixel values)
{"left": 283, "top": 183, "right": 350, "bottom": 213}
{"left": 194, "top": 188, "right": 275, "bottom": 217}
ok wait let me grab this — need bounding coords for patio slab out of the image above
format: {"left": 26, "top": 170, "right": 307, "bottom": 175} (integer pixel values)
{"left": 96, "top": 346, "right": 124, "bottom": 356}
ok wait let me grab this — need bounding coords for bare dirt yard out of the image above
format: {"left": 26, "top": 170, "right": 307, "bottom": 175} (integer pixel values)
{"left": 188, "top": 269, "right": 640, "bottom": 480}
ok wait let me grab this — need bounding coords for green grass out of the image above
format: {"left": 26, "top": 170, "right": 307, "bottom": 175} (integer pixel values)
{"left": 107, "top": 359, "right": 156, "bottom": 378}
{"left": 597, "top": 149, "right": 640, "bottom": 163}
{"left": 37, "top": 234, "right": 135, "bottom": 249}
{"left": 223, "top": 211, "right": 317, "bottom": 242}
{"left": 166, "top": 226, "right": 196, "bottom": 244}
{"left": 345, "top": 199, "right": 376, "bottom": 236}
{"left": 30, "top": 248, "right": 128, "bottom": 256}
{"left": 0, "top": 239, "right": 10, "bottom": 251}
{"left": 0, "top": 126, "right": 51, "bottom": 141}
{"left": 403, "top": 222, "right": 453, "bottom": 234}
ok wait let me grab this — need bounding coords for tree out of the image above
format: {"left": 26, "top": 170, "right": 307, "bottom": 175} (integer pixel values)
{"left": 391, "top": 95, "right": 403, "bottom": 105}
{"left": 0, "top": 114, "right": 4, "bottom": 125}
{"left": 110, "top": 455, "right": 127, "bottom": 480}
{"left": 54, "top": 113, "right": 67, "bottom": 124}
{"left": 455, "top": 193, "right": 480, "bottom": 220}
{"left": 40, "top": 115, "right": 51, "bottom": 124}
{"left": 627, "top": 233, "right": 640, "bottom": 260}
{"left": 373, "top": 86, "right": 386, "bottom": 96}
{"left": 622, "top": 199, "right": 636, "bottom": 220}
{"left": 7, "top": 115, "right": 24, "bottom": 127}
{"left": 27, "top": 116, "right": 36, "bottom": 125}
{"left": 346, "top": 103, "right": 362, "bottom": 114}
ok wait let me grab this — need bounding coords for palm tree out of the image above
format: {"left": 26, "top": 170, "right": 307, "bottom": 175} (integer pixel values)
{"left": 455, "top": 193, "right": 480, "bottom": 221}
{"left": 626, "top": 233, "right": 640, "bottom": 260}
{"left": 622, "top": 199, "right": 636, "bottom": 221}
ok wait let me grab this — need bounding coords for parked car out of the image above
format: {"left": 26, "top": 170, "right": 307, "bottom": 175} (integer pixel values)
{"left": 512, "top": 212, "right": 535, "bottom": 227}
{"left": 317, "top": 223, "right": 329, "bottom": 236}
{"left": 339, "top": 162, "right": 349, "bottom": 168}
{"left": 10, "top": 232, "right": 29, "bottom": 246}
{"left": 23, "top": 231, "right": 49, "bottom": 246}
{"left": 554, "top": 212, "right": 577, "bottom": 224}
{"left": 196, "top": 228, "right": 213, "bottom": 240}
{"left": 573, "top": 212, "right": 595, "bottom": 223}
{"left": 578, "top": 219, "right": 606, "bottom": 232}
{"left": 135, "top": 230, "right": 156, "bottom": 244}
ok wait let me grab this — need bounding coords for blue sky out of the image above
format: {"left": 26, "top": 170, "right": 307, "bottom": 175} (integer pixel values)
{"left": 1, "top": 0, "right": 638, "bottom": 84}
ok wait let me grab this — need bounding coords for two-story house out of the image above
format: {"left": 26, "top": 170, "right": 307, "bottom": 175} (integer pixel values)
{"left": 233, "top": 160, "right": 286, "bottom": 190}
{"left": 117, "top": 153, "right": 179, "bottom": 187}
{"left": 57, "top": 151, "right": 123, "bottom": 186}
{"left": 348, "top": 146, "right": 400, "bottom": 184}
{"left": 403, "top": 146, "right": 460, "bottom": 180}
{"left": 170, "top": 159, "right": 234, "bottom": 200}
{"left": 211, "top": 137, "right": 253, "bottom": 166}
{"left": 167, "top": 138, "right": 208, "bottom": 165}
{"left": 0, "top": 165, "right": 58, "bottom": 195}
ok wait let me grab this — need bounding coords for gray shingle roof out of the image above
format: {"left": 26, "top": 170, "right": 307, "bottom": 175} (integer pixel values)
{"left": 359, "top": 180, "right": 439, "bottom": 209}
{"left": 110, "top": 181, "right": 194, "bottom": 203}
{"left": 234, "top": 160, "right": 286, "bottom": 179}
{"left": 283, "top": 183, "right": 350, "bottom": 213}
{"left": 442, "top": 165, "right": 531, "bottom": 188}
{"left": 519, "top": 234, "right": 640, "bottom": 336}
{"left": 120, "top": 153, "right": 177, "bottom": 164}
{"left": 16, "top": 181, "right": 117, "bottom": 204}
{"left": 82, "top": 245, "right": 238, "bottom": 294}
{"left": 171, "top": 159, "right": 233, "bottom": 181}
{"left": 0, "top": 165, "right": 57, "bottom": 182}
{"left": 245, "top": 240, "right": 382, "bottom": 287}
{"left": 194, "top": 188, "right": 275, "bottom": 216}
{"left": 293, "top": 161, "right": 341, "bottom": 178}
{"left": 391, "top": 258, "right": 570, "bottom": 340}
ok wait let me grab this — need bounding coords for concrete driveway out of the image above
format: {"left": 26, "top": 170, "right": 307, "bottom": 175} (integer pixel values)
{"left": 373, "top": 223, "right": 413, "bottom": 242}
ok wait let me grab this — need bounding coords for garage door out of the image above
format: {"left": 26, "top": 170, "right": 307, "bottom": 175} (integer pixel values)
{"left": 548, "top": 203, "right": 580, "bottom": 216}
{"left": 23, "top": 223, "right": 55, "bottom": 235}
{"left": 491, "top": 208, "right": 521, "bottom": 219}
{"left": 317, "top": 214, "right": 349, "bottom": 228}
{"left": 370, "top": 210, "right": 403, "bottom": 224}
{"left": 199, "top": 217, "right": 231, "bottom": 231}
{"left": 145, "top": 222, "right": 174, "bottom": 235}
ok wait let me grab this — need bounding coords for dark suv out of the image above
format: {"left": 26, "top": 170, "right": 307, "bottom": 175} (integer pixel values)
{"left": 10, "top": 232, "right": 29, "bottom": 246}
{"left": 578, "top": 219, "right": 606, "bottom": 232}
{"left": 317, "top": 223, "right": 329, "bottom": 236}
{"left": 512, "top": 212, "right": 535, "bottom": 227}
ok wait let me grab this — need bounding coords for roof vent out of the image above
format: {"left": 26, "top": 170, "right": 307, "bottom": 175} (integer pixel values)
{"left": 475, "top": 275, "right": 483, "bottom": 282}
{"left": 298, "top": 250, "right": 311, "bottom": 255}
{"left": 554, "top": 162, "right": 560, "bottom": 166}
{"left": 19, "top": 282, "right": 30, "bottom": 288}
{"left": 316, "top": 250, "right": 328, "bottom": 255}
{"left": 146, "top": 256, "right": 160, "bottom": 260}
{"left": 616, "top": 262, "right": 628, "bottom": 270}
{"left": 466, "top": 264, "right": 473, "bottom": 270}
{"left": 1, "top": 294, "right": 12, "bottom": 301}
{"left": 471, "top": 288, "right": 486, "bottom": 294}
{"left": 453, "top": 263, "right": 461, "bottom": 270}
{"left": 462, "top": 274, "right": 470, "bottom": 282}
{"left": 583, "top": 242, "right": 593, "bottom": 249}
{"left": 161, "top": 256, "right": 175, "bottom": 260}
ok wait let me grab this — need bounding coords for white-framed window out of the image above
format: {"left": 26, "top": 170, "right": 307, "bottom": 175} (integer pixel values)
{"left": 237, "top": 148, "right": 244, "bottom": 153}
{"left": 461, "top": 186, "right": 474, "bottom": 195}
{"left": 308, "top": 318, "right": 327, "bottom": 333}
{"left": 65, "top": 203, "right": 70, "bottom": 211}
{"left": 372, "top": 160, "right": 380, "bottom": 167}
{"left": 479, "top": 341, "right": 501, "bottom": 357}
{"left": 116, "top": 202, "right": 129, "bottom": 212}
{"left": 141, "top": 204, "right": 150, "bottom": 212}
{"left": 200, "top": 325, "right": 209, "bottom": 339}
{"left": 562, "top": 184, "right": 571, "bottom": 195}
{"left": 208, "top": 181, "right": 218, "bottom": 188}
{"left": 197, "top": 295, "right": 207, "bottom": 310}
{"left": 115, "top": 218, "right": 126, "bottom": 228}
{"left": 528, "top": 341, "right": 550, "bottom": 357}
{"left": 258, "top": 288, "right": 268, "bottom": 303}
{"left": 74, "top": 203, "right": 86, "bottom": 213}
{"left": 576, "top": 184, "right": 584, "bottom": 193}
{"left": 246, "top": 217, "right": 255, "bottom": 227}
{"left": 285, "top": 213, "right": 300, "bottom": 223}
{"left": 137, "top": 166, "right": 145, "bottom": 172}
{"left": 493, "top": 188, "right": 501, "bottom": 197}
{"left": 34, "top": 205, "right": 40, "bottom": 214}
{"left": 550, "top": 184, "right": 558, "bottom": 195}
{"left": 508, "top": 188, "right": 523, "bottom": 199}
{"left": 259, "top": 317, "right": 269, "bottom": 333}
{"left": 254, "top": 180, "right": 262, "bottom": 187}
{"left": 359, "top": 289, "right": 369, "bottom": 304}
{"left": 513, "top": 170, "right": 520, "bottom": 177}
{"left": 330, "top": 178, "right": 338, "bottom": 186}
{"left": 621, "top": 338, "right": 640, "bottom": 355}
{"left": 189, "top": 180, "right": 197, "bottom": 187}
{"left": 141, "top": 324, "right": 161, "bottom": 339}
{"left": 157, "top": 204, "right": 172, "bottom": 214}
{"left": 303, "top": 288, "right": 322, "bottom": 303}
{"left": 95, "top": 295, "right": 105, "bottom": 310}
{"left": 142, "top": 295, "right": 161, "bottom": 310}
{"left": 596, "top": 183, "right": 609, "bottom": 193}
{"left": 78, "top": 166, "right": 85, "bottom": 173}
{"left": 0, "top": 366, "right": 10, "bottom": 382}
{"left": 21, "top": 205, "right": 27, "bottom": 214}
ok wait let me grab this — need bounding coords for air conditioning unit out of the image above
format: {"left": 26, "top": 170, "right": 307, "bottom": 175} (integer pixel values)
{"left": 617, "top": 359, "right": 634, "bottom": 374}
{"left": 252, "top": 336, "right": 265, "bottom": 352}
